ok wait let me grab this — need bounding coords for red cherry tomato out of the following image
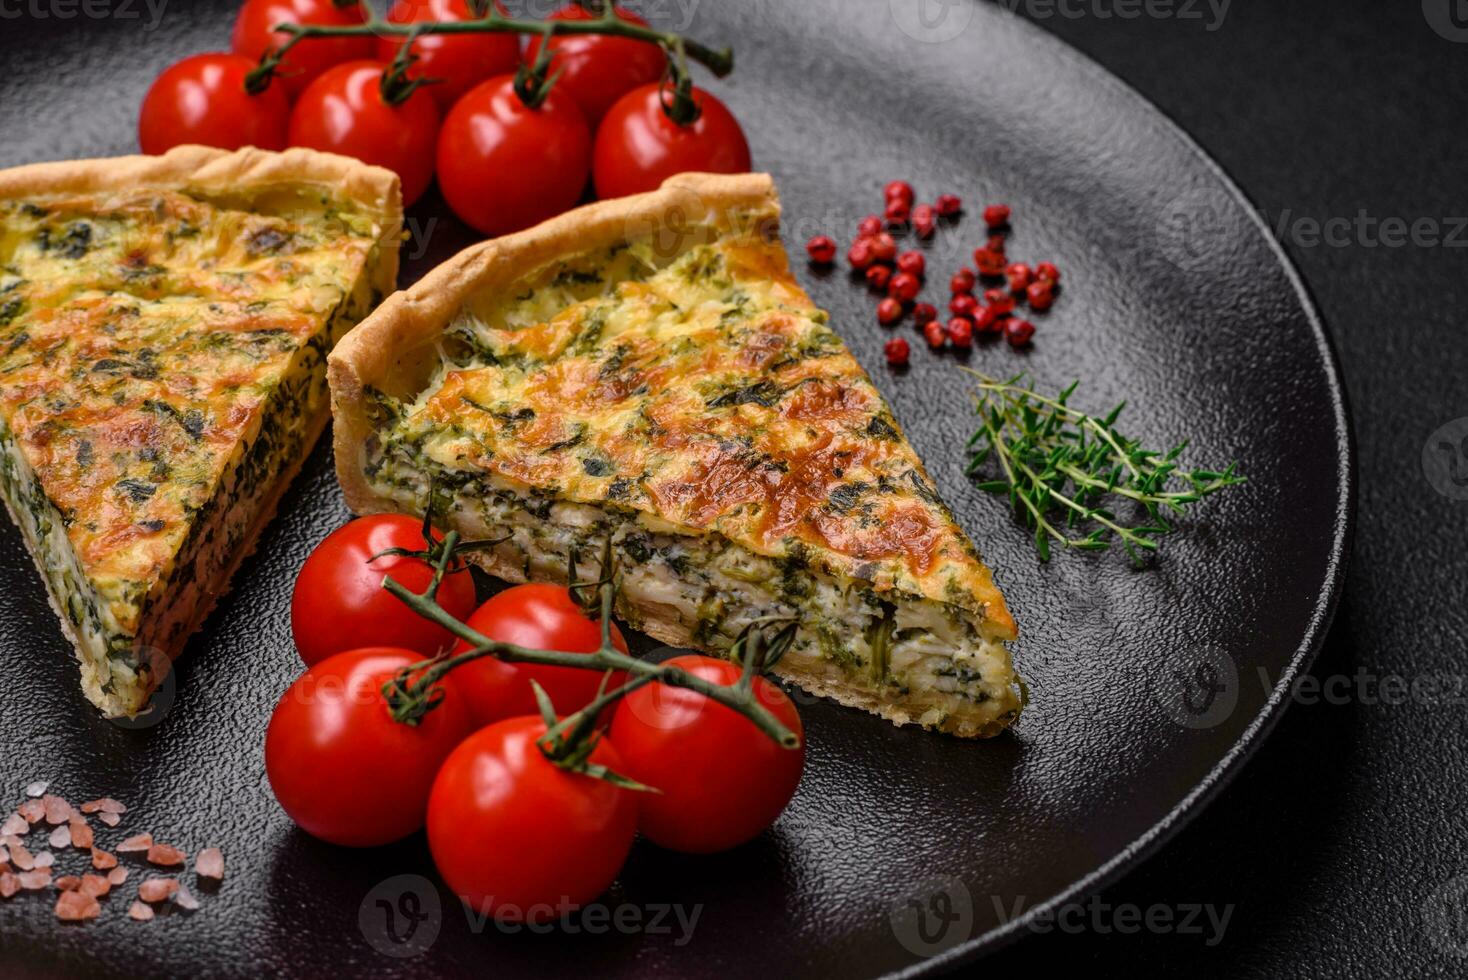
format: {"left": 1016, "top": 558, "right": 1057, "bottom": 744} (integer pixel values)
{"left": 231, "top": 0, "right": 373, "bottom": 99}
{"left": 287, "top": 61, "right": 439, "bottom": 205}
{"left": 291, "top": 514, "right": 476, "bottom": 666}
{"left": 436, "top": 76, "right": 591, "bottom": 236}
{"left": 377, "top": 0, "right": 521, "bottom": 111}
{"left": 450, "top": 583, "right": 628, "bottom": 724}
{"left": 592, "top": 83, "right": 751, "bottom": 200}
{"left": 138, "top": 53, "right": 290, "bottom": 155}
{"left": 522, "top": 5, "right": 665, "bottom": 125}
{"left": 265, "top": 648, "right": 476, "bottom": 846}
{"left": 427, "top": 716, "right": 639, "bottom": 920}
{"left": 609, "top": 654, "right": 804, "bottom": 853}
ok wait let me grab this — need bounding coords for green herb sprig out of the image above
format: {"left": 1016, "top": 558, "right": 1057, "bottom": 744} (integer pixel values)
{"left": 964, "top": 372, "right": 1245, "bottom": 563}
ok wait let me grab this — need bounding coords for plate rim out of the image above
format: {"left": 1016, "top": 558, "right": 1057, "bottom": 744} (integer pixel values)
{"left": 898, "top": 7, "right": 1358, "bottom": 974}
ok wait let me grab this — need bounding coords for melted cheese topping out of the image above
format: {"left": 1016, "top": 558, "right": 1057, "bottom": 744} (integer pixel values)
{"left": 381, "top": 228, "right": 1012, "bottom": 634}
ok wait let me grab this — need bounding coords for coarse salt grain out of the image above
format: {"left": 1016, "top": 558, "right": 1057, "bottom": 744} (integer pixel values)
{"left": 128, "top": 901, "right": 154, "bottom": 922}
{"left": 116, "top": 833, "right": 152, "bottom": 853}
{"left": 137, "top": 878, "right": 177, "bottom": 903}
{"left": 41, "top": 796, "right": 71, "bottom": 825}
{"left": 55, "top": 889, "right": 101, "bottom": 921}
{"left": 195, "top": 848, "right": 224, "bottom": 880}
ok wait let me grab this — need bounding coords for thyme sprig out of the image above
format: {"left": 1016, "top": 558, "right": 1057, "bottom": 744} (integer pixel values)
{"left": 964, "top": 371, "right": 1245, "bottom": 563}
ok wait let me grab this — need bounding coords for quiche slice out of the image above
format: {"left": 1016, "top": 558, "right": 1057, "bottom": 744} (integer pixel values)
{"left": 330, "top": 173, "right": 1022, "bottom": 737}
{"left": 0, "top": 145, "right": 402, "bottom": 717}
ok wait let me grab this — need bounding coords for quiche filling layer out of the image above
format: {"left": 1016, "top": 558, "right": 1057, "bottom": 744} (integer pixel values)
{"left": 0, "top": 187, "right": 383, "bottom": 715}
{"left": 356, "top": 222, "right": 1022, "bottom": 737}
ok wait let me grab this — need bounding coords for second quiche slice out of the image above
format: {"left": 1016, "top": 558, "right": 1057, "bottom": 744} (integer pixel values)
{"left": 0, "top": 145, "right": 402, "bottom": 716}
{"left": 330, "top": 173, "right": 1021, "bottom": 737}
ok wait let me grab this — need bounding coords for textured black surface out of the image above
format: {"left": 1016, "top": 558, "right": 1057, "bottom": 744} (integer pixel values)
{"left": 0, "top": 1, "right": 1364, "bottom": 977}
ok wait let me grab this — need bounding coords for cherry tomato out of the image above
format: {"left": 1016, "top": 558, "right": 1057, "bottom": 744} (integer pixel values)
{"left": 377, "top": 0, "right": 521, "bottom": 111}
{"left": 265, "top": 648, "right": 476, "bottom": 847}
{"left": 592, "top": 83, "right": 751, "bottom": 200}
{"left": 522, "top": 5, "right": 665, "bottom": 125}
{"left": 609, "top": 654, "right": 804, "bottom": 853}
{"left": 427, "top": 716, "right": 639, "bottom": 919}
{"left": 231, "top": 0, "right": 373, "bottom": 99}
{"left": 291, "top": 514, "right": 476, "bottom": 666}
{"left": 138, "top": 53, "right": 290, "bottom": 155}
{"left": 436, "top": 76, "right": 591, "bottom": 236}
{"left": 287, "top": 61, "right": 439, "bottom": 205}
{"left": 450, "top": 583, "right": 628, "bottom": 724}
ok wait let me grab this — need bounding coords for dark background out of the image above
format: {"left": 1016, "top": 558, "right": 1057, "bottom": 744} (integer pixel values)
{"left": 986, "top": 0, "right": 1468, "bottom": 976}
{"left": 0, "top": 0, "right": 1463, "bottom": 977}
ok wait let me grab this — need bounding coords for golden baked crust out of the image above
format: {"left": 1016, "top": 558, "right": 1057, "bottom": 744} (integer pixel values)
{"left": 330, "top": 173, "right": 1020, "bottom": 736}
{"left": 0, "top": 145, "right": 402, "bottom": 716}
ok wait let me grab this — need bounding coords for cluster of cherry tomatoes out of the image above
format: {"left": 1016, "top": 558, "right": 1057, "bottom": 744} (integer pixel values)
{"left": 138, "top": 0, "right": 751, "bottom": 237}
{"left": 806, "top": 183, "right": 1062, "bottom": 364}
{"left": 266, "top": 514, "right": 803, "bottom": 920}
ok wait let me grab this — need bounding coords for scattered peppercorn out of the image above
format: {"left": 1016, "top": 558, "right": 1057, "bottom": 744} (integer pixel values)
{"left": 870, "top": 233, "right": 897, "bottom": 263}
{"left": 912, "top": 302, "right": 938, "bottom": 326}
{"left": 935, "top": 193, "right": 962, "bottom": 218}
{"left": 984, "top": 288, "right": 1015, "bottom": 315}
{"left": 889, "top": 271, "right": 921, "bottom": 302}
{"left": 877, "top": 297, "right": 904, "bottom": 325}
{"left": 1035, "top": 260, "right": 1060, "bottom": 283}
{"left": 1005, "top": 318, "right": 1035, "bottom": 347}
{"left": 806, "top": 235, "right": 837, "bottom": 264}
{"left": 885, "top": 198, "right": 911, "bottom": 226}
{"left": 1005, "top": 262, "right": 1033, "bottom": 293}
{"left": 983, "top": 203, "right": 1011, "bottom": 228}
{"left": 896, "top": 251, "right": 926, "bottom": 278}
{"left": 912, "top": 203, "right": 937, "bottom": 238}
{"left": 884, "top": 336, "right": 910, "bottom": 365}
{"left": 947, "top": 317, "right": 974, "bottom": 348}
{"left": 884, "top": 180, "right": 915, "bottom": 206}
{"left": 1026, "top": 278, "right": 1055, "bottom": 311}
{"left": 858, "top": 214, "right": 883, "bottom": 237}
{"left": 949, "top": 293, "right": 979, "bottom": 317}
{"left": 950, "top": 268, "right": 976, "bottom": 295}
{"left": 974, "top": 247, "right": 1006, "bottom": 277}
{"left": 848, "top": 239, "right": 876, "bottom": 270}
{"left": 924, "top": 320, "right": 948, "bottom": 349}
{"left": 865, "top": 264, "right": 892, "bottom": 291}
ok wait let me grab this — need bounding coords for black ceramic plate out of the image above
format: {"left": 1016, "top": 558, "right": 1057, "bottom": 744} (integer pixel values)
{"left": 0, "top": 1, "right": 1351, "bottom": 976}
